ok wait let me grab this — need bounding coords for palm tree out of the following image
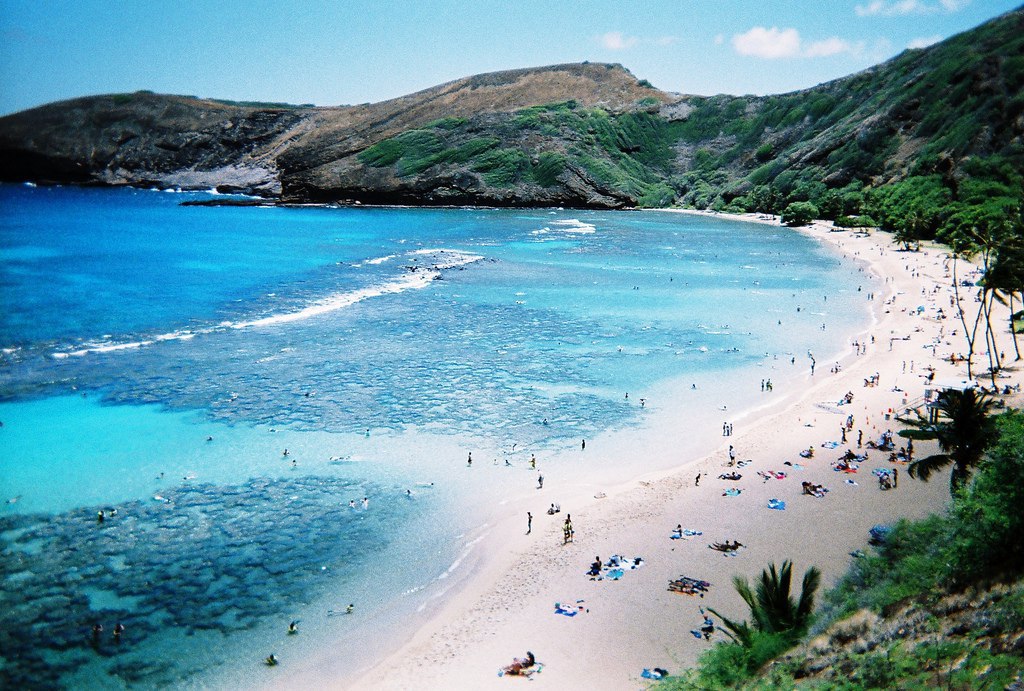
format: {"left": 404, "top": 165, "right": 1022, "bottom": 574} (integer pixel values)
{"left": 898, "top": 387, "right": 998, "bottom": 493}
{"left": 709, "top": 560, "right": 821, "bottom": 647}
{"left": 984, "top": 233, "right": 1024, "bottom": 361}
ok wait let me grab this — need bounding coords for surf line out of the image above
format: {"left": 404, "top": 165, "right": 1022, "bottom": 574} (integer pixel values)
{"left": 51, "top": 249, "right": 484, "bottom": 359}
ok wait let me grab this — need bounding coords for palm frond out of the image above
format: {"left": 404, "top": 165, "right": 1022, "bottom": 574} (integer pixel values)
{"left": 707, "top": 606, "right": 752, "bottom": 647}
{"left": 907, "top": 453, "right": 951, "bottom": 481}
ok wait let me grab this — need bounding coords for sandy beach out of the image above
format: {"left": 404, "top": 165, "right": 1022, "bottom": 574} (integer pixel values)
{"left": 298, "top": 213, "right": 1021, "bottom": 690}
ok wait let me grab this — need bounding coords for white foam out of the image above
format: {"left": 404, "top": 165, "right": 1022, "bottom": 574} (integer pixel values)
{"left": 531, "top": 219, "right": 597, "bottom": 236}
{"left": 49, "top": 249, "right": 485, "bottom": 358}
{"left": 550, "top": 219, "right": 597, "bottom": 234}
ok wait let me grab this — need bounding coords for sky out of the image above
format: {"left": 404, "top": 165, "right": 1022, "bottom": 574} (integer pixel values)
{"left": 1, "top": 0, "right": 1019, "bottom": 115}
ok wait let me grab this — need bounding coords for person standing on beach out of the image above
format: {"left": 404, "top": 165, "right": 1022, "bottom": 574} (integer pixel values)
{"left": 467, "top": 452, "right": 472, "bottom": 467}
{"left": 695, "top": 473, "right": 700, "bottom": 487}
{"left": 537, "top": 474, "right": 544, "bottom": 489}
{"left": 728, "top": 445, "right": 736, "bottom": 465}
{"left": 581, "top": 439, "right": 586, "bottom": 450}
{"left": 527, "top": 512, "right": 532, "bottom": 535}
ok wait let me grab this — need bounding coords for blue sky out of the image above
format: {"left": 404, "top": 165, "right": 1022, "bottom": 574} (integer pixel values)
{"left": 1, "top": 1, "right": 1019, "bottom": 115}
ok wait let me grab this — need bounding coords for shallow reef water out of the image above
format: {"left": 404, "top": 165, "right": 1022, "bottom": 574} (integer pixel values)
{"left": 0, "top": 476, "right": 414, "bottom": 688}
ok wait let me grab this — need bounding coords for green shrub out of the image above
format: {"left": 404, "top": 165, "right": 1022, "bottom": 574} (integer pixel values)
{"left": 834, "top": 214, "right": 877, "bottom": 228}
{"left": 529, "top": 151, "right": 567, "bottom": 187}
{"left": 662, "top": 631, "right": 792, "bottom": 689}
{"left": 945, "top": 411, "right": 1024, "bottom": 582}
{"left": 423, "top": 117, "right": 467, "bottom": 130}
{"left": 472, "top": 147, "right": 529, "bottom": 187}
{"left": 449, "top": 137, "right": 501, "bottom": 163}
{"left": 780, "top": 201, "right": 818, "bottom": 226}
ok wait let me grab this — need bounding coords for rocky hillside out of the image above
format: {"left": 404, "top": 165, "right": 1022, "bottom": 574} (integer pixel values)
{"left": 785, "top": 581, "right": 1024, "bottom": 687}
{"left": 0, "top": 8, "right": 1021, "bottom": 212}
{"left": 0, "top": 63, "right": 666, "bottom": 201}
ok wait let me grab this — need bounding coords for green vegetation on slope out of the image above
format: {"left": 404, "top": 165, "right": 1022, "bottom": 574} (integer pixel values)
{"left": 351, "top": 9, "right": 1022, "bottom": 216}
{"left": 358, "top": 100, "right": 684, "bottom": 205}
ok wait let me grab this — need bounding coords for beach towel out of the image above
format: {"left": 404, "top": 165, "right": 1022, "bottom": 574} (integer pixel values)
{"left": 767, "top": 498, "right": 786, "bottom": 510}
{"left": 672, "top": 528, "right": 702, "bottom": 539}
{"left": 822, "top": 441, "right": 839, "bottom": 449}
{"left": 607, "top": 568, "right": 624, "bottom": 580}
{"left": 641, "top": 668, "right": 667, "bottom": 680}
{"left": 723, "top": 488, "right": 741, "bottom": 497}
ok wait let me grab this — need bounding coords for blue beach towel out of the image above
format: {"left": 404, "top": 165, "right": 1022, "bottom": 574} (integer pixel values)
{"left": 767, "top": 498, "right": 786, "bottom": 510}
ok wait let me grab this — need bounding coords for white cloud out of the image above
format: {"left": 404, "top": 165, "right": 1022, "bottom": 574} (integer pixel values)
{"left": 907, "top": 34, "right": 942, "bottom": 48}
{"left": 599, "top": 31, "right": 638, "bottom": 51}
{"left": 804, "top": 37, "right": 855, "bottom": 57}
{"left": 732, "top": 26, "right": 801, "bottom": 58}
{"left": 597, "top": 32, "right": 679, "bottom": 51}
{"left": 855, "top": 0, "right": 970, "bottom": 16}
{"left": 732, "top": 27, "right": 861, "bottom": 59}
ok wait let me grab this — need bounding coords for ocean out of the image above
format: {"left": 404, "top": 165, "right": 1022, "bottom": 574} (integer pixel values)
{"left": 0, "top": 183, "right": 875, "bottom": 687}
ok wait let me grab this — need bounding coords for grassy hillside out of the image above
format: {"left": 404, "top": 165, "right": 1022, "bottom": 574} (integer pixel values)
{"left": 295, "top": 6, "right": 1023, "bottom": 219}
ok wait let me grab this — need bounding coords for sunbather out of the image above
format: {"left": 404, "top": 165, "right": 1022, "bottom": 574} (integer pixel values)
{"left": 709, "top": 540, "right": 743, "bottom": 552}
{"left": 502, "top": 651, "right": 537, "bottom": 676}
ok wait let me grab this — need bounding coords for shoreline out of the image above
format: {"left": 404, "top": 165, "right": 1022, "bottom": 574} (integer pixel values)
{"left": 321, "top": 213, "right": 1022, "bottom": 690}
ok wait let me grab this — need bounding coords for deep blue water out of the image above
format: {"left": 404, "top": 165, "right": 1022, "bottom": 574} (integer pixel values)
{"left": 0, "top": 183, "right": 875, "bottom": 687}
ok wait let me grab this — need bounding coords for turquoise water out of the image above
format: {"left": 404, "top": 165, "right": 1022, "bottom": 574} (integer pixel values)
{"left": 0, "top": 184, "right": 875, "bottom": 687}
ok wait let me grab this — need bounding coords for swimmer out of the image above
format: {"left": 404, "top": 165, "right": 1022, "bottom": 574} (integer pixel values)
{"left": 288, "top": 621, "right": 298, "bottom": 635}
{"left": 283, "top": 449, "right": 289, "bottom": 457}
{"left": 346, "top": 604, "right": 354, "bottom": 614}
{"left": 265, "top": 654, "right": 279, "bottom": 666}
{"left": 113, "top": 622, "right": 125, "bottom": 642}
